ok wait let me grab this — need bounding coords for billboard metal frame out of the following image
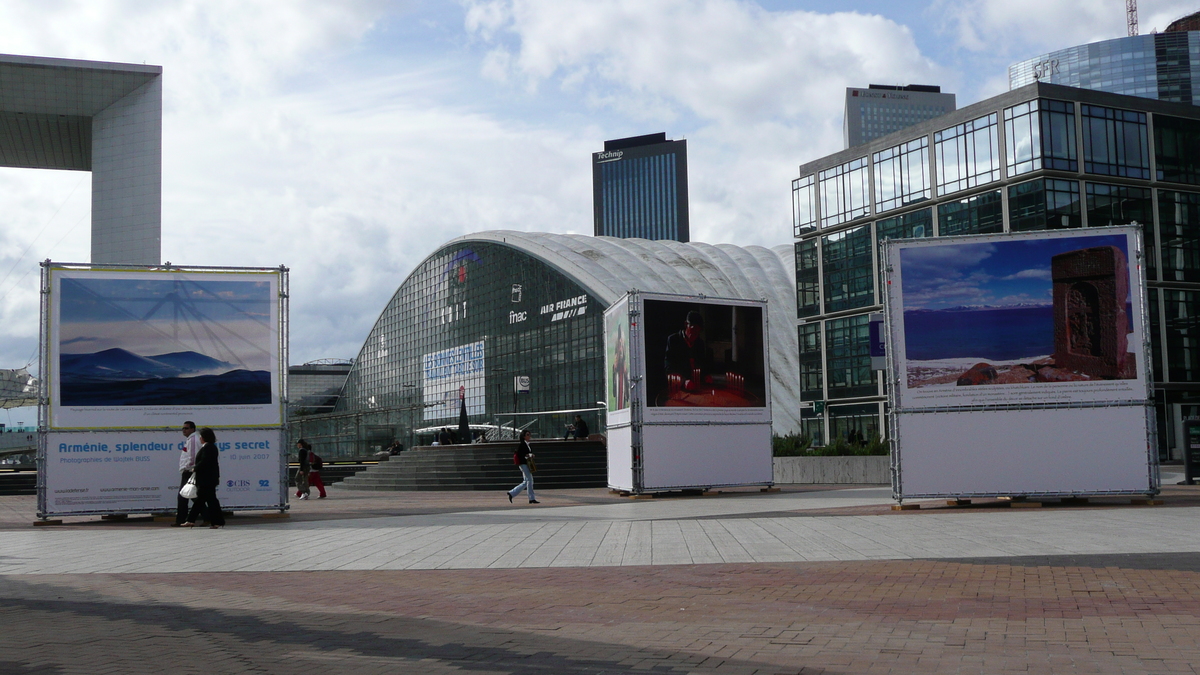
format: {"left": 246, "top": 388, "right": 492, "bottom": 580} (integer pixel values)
{"left": 36, "top": 261, "right": 290, "bottom": 519}
{"left": 606, "top": 290, "right": 773, "bottom": 494}
{"left": 882, "top": 226, "right": 1158, "bottom": 501}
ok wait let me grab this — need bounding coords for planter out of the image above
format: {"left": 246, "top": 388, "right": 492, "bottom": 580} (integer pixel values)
{"left": 773, "top": 455, "right": 890, "bottom": 484}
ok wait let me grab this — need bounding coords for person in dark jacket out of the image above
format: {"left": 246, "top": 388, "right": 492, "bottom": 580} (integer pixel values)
{"left": 506, "top": 430, "right": 538, "bottom": 504}
{"left": 183, "top": 427, "right": 225, "bottom": 529}
{"left": 303, "top": 440, "right": 327, "bottom": 499}
{"left": 295, "top": 439, "right": 311, "bottom": 500}
{"left": 663, "top": 310, "right": 709, "bottom": 393}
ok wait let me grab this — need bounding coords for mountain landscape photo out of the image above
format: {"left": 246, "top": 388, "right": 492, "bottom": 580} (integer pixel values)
{"left": 59, "top": 348, "right": 271, "bottom": 406}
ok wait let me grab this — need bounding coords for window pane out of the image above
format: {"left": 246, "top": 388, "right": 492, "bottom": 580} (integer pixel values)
{"left": 876, "top": 208, "right": 933, "bottom": 242}
{"left": 818, "top": 157, "right": 870, "bottom": 227}
{"left": 822, "top": 225, "right": 874, "bottom": 313}
{"left": 936, "top": 190, "right": 1003, "bottom": 236}
{"left": 825, "top": 315, "right": 876, "bottom": 399}
{"left": 1004, "top": 100, "right": 1039, "bottom": 176}
{"left": 1164, "top": 289, "right": 1200, "bottom": 382}
{"left": 1155, "top": 114, "right": 1200, "bottom": 185}
{"left": 935, "top": 113, "right": 1001, "bottom": 195}
{"left": 1082, "top": 104, "right": 1150, "bottom": 179}
{"left": 794, "top": 239, "right": 820, "bottom": 318}
{"left": 873, "top": 137, "right": 930, "bottom": 213}
{"left": 1008, "top": 178, "right": 1081, "bottom": 231}
{"left": 798, "top": 322, "right": 823, "bottom": 401}
{"left": 1157, "top": 190, "right": 1200, "bottom": 283}
{"left": 792, "top": 175, "right": 817, "bottom": 235}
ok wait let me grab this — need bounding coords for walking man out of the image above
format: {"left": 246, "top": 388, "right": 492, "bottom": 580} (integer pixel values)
{"left": 174, "top": 420, "right": 200, "bottom": 526}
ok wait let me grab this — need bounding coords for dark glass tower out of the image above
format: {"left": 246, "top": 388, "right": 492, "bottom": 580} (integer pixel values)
{"left": 593, "top": 133, "right": 689, "bottom": 242}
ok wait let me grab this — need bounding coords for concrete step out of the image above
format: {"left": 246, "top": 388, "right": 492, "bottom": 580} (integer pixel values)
{"left": 338, "top": 440, "right": 606, "bottom": 491}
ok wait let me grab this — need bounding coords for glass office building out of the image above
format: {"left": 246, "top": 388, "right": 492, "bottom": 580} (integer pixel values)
{"left": 793, "top": 81, "right": 1200, "bottom": 460}
{"left": 296, "top": 232, "right": 801, "bottom": 457}
{"left": 593, "top": 133, "right": 690, "bottom": 242}
{"left": 1010, "top": 31, "right": 1200, "bottom": 106}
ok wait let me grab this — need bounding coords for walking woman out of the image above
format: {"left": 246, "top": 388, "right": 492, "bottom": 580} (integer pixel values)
{"left": 183, "top": 427, "right": 226, "bottom": 528}
{"left": 506, "top": 430, "right": 539, "bottom": 504}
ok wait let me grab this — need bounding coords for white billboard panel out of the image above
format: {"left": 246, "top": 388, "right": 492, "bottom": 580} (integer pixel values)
{"left": 422, "top": 340, "right": 486, "bottom": 421}
{"left": 43, "top": 428, "right": 286, "bottom": 516}
{"left": 894, "top": 407, "right": 1155, "bottom": 497}
{"left": 885, "top": 228, "right": 1148, "bottom": 410}
{"left": 47, "top": 268, "right": 283, "bottom": 429}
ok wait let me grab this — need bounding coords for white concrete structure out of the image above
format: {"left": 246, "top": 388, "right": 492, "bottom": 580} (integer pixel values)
{"left": 0, "top": 54, "right": 161, "bottom": 265}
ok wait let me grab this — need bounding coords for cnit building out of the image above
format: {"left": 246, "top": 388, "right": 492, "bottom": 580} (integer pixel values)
{"left": 792, "top": 81, "right": 1200, "bottom": 460}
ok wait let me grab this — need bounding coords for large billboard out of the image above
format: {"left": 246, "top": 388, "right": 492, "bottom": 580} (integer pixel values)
{"left": 422, "top": 340, "right": 486, "bottom": 420}
{"left": 884, "top": 227, "right": 1156, "bottom": 499}
{"left": 47, "top": 268, "right": 283, "bottom": 429}
{"left": 887, "top": 229, "right": 1148, "bottom": 409}
{"left": 641, "top": 299, "right": 767, "bottom": 411}
{"left": 42, "top": 428, "right": 286, "bottom": 516}
{"left": 605, "top": 292, "right": 773, "bottom": 492}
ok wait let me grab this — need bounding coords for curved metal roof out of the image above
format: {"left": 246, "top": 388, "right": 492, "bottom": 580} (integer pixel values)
{"left": 441, "top": 232, "right": 801, "bottom": 434}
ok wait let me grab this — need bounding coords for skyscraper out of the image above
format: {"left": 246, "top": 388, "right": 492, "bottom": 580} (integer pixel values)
{"left": 1009, "top": 13, "right": 1200, "bottom": 105}
{"left": 843, "top": 84, "right": 956, "bottom": 149}
{"left": 593, "top": 133, "right": 689, "bottom": 242}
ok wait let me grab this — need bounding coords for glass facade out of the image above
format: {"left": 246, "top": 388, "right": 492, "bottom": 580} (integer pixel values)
{"left": 819, "top": 157, "right": 870, "bottom": 227}
{"left": 937, "top": 190, "right": 1003, "bottom": 236}
{"left": 1081, "top": 105, "right": 1150, "bottom": 179}
{"left": 1004, "top": 99, "right": 1077, "bottom": 176}
{"left": 319, "top": 241, "right": 603, "bottom": 456}
{"left": 935, "top": 113, "right": 1001, "bottom": 195}
{"left": 1164, "top": 289, "right": 1200, "bottom": 383}
{"left": 873, "top": 137, "right": 930, "bottom": 213}
{"left": 1009, "top": 33, "right": 1200, "bottom": 106}
{"left": 1008, "top": 178, "right": 1081, "bottom": 231}
{"left": 876, "top": 208, "right": 933, "bottom": 243}
{"left": 821, "top": 225, "right": 874, "bottom": 314}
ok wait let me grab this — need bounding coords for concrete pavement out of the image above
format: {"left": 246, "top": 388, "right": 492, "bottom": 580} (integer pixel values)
{"left": 1, "top": 475, "right": 1199, "bottom": 673}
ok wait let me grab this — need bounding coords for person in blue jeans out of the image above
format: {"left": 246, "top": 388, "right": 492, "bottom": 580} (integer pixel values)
{"left": 507, "top": 430, "right": 539, "bottom": 504}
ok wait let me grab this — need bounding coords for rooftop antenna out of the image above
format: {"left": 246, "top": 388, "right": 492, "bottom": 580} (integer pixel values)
{"left": 1127, "top": 0, "right": 1139, "bottom": 36}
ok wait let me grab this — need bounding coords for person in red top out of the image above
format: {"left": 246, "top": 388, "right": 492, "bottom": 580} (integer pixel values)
{"left": 299, "top": 439, "right": 327, "bottom": 499}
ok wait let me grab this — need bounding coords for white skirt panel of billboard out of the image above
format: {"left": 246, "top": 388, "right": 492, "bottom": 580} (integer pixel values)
{"left": 885, "top": 228, "right": 1149, "bottom": 410}
{"left": 605, "top": 291, "right": 773, "bottom": 492}
{"left": 41, "top": 428, "right": 288, "bottom": 516}
{"left": 893, "top": 407, "right": 1155, "bottom": 497}
{"left": 641, "top": 423, "right": 773, "bottom": 490}
{"left": 606, "top": 424, "right": 634, "bottom": 491}
{"left": 45, "top": 266, "right": 284, "bottom": 429}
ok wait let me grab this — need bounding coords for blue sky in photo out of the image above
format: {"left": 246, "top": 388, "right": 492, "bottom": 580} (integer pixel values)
{"left": 900, "top": 233, "right": 1131, "bottom": 310}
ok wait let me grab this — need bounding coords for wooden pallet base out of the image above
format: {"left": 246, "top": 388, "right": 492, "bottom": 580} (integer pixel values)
{"left": 33, "top": 520, "right": 63, "bottom": 526}
{"left": 892, "top": 503, "right": 920, "bottom": 511}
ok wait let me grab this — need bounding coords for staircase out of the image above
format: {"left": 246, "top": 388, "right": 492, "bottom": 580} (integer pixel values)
{"left": 0, "top": 472, "right": 36, "bottom": 496}
{"left": 337, "top": 440, "right": 606, "bottom": 491}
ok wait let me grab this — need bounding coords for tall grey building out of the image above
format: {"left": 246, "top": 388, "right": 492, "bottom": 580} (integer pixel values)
{"left": 1009, "top": 12, "right": 1200, "bottom": 106}
{"left": 794, "top": 82, "right": 1200, "bottom": 461}
{"left": 592, "top": 133, "right": 689, "bottom": 242}
{"left": 843, "top": 84, "right": 956, "bottom": 149}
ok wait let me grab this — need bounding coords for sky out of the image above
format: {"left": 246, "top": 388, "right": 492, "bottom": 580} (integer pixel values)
{"left": 898, "top": 233, "right": 1131, "bottom": 310}
{"left": 0, "top": 0, "right": 1195, "bottom": 425}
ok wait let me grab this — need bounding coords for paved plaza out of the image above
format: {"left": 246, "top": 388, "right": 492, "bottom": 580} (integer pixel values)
{"left": 1, "top": 474, "right": 1200, "bottom": 673}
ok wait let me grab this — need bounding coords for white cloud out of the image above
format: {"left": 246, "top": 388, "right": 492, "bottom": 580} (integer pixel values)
{"left": 466, "top": 0, "right": 944, "bottom": 126}
{"left": 932, "top": 0, "right": 1199, "bottom": 59}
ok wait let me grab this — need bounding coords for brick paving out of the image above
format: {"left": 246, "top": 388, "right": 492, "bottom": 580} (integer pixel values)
{"left": 1, "top": 481, "right": 1200, "bottom": 673}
